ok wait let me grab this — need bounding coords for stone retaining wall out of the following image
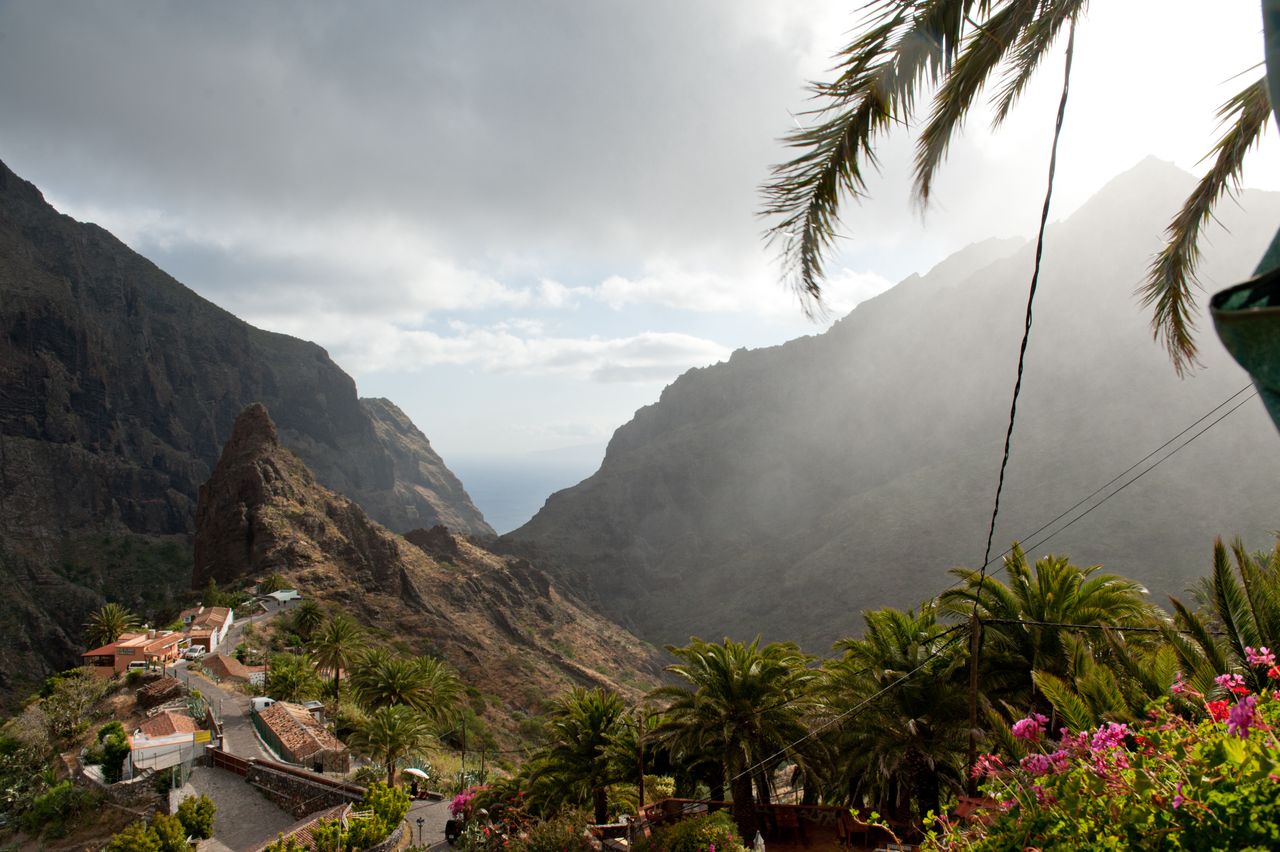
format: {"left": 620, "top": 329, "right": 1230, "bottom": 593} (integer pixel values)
{"left": 246, "top": 762, "right": 362, "bottom": 819}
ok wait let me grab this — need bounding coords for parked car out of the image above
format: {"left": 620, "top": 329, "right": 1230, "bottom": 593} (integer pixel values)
{"left": 183, "top": 646, "right": 206, "bottom": 660}
{"left": 126, "top": 661, "right": 150, "bottom": 672}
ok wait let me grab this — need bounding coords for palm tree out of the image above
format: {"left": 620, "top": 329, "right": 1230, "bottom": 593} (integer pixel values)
{"left": 939, "top": 544, "right": 1156, "bottom": 711}
{"left": 651, "top": 638, "right": 818, "bottom": 839}
{"left": 84, "top": 602, "right": 141, "bottom": 648}
{"left": 350, "top": 705, "right": 437, "bottom": 787}
{"left": 265, "top": 653, "right": 323, "bottom": 703}
{"left": 310, "top": 614, "right": 367, "bottom": 702}
{"left": 820, "top": 605, "right": 968, "bottom": 823}
{"left": 760, "top": 0, "right": 1270, "bottom": 375}
{"left": 527, "top": 687, "right": 629, "bottom": 824}
{"left": 291, "top": 600, "right": 325, "bottom": 642}
{"left": 1164, "top": 536, "right": 1280, "bottom": 696}
{"left": 349, "top": 649, "right": 461, "bottom": 723}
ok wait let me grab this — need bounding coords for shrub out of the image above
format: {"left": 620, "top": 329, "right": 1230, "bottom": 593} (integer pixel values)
{"left": 928, "top": 685, "right": 1280, "bottom": 850}
{"left": 521, "top": 809, "right": 596, "bottom": 852}
{"left": 125, "top": 669, "right": 146, "bottom": 687}
{"left": 98, "top": 721, "right": 127, "bottom": 742}
{"left": 176, "top": 793, "right": 216, "bottom": 839}
{"left": 262, "top": 835, "right": 308, "bottom": 852}
{"left": 635, "top": 811, "right": 748, "bottom": 852}
{"left": 105, "top": 820, "right": 162, "bottom": 852}
{"left": 150, "top": 812, "right": 189, "bottom": 852}
{"left": 100, "top": 730, "right": 131, "bottom": 783}
{"left": 20, "top": 780, "right": 100, "bottom": 838}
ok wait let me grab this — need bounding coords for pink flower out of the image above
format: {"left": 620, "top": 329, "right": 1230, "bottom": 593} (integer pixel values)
{"left": 1012, "top": 713, "right": 1050, "bottom": 742}
{"left": 1228, "top": 694, "right": 1259, "bottom": 739}
{"left": 1247, "top": 646, "right": 1276, "bottom": 667}
{"left": 1090, "top": 722, "right": 1129, "bottom": 752}
{"left": 1171, "top": 672, "right": 1188, "bottom": 696}
{"left": 971, "top": 753, "right": 1005, "bottom": 779}
{"left": 1171, "top": 782, "right": 1185, "bottom": 810}
{"left": 1215, "top": 673, "right": 1250, "bottom": 696}
{"left": 1048, "top": 749, "right": 1071, "bottom": 774}
{"left": 1020, "top": 753, "right": 1053, "bottom": 776}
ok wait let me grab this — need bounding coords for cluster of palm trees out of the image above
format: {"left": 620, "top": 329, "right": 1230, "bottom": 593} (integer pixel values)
{"left": 508, "top": 538, "right": 1280, "bottom": 838}
{"left": 261, "top": 608, "right": 462, "bottom": 785}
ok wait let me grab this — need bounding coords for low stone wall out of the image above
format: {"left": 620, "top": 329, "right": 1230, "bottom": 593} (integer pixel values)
{"left": 77, "top": 762, "right": 161, "bottom": 809}
{"left": 246, "top": 762, "right": 363, "bottom": 819}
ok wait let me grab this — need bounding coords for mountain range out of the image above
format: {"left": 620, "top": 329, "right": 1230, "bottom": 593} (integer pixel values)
{"left": 502, "top": 158, "right": 1280, "bottom": 651}
{"left": 0, "top": 159, "right": 490, "bottom": 703}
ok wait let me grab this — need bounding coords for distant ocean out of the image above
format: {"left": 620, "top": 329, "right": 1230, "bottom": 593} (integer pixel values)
{"left": 450, "top": 447, "right": 604, "bottom": 535}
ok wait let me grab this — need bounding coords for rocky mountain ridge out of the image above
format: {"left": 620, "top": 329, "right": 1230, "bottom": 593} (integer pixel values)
{"left": 0, "top": 158, "right": 490, "bottom": 704}
{"left": 195, "top": 403, "right": 662, "bottom": 739}
{"left": 503, "top": 159, "right": 1280, "bottom": 650}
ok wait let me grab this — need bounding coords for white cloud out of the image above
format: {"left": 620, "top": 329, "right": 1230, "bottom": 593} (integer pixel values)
{"left": 253, "top": 312, "right": 731, "bottom": 385}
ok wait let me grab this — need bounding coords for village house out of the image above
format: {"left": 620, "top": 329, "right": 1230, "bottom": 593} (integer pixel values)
{"left": 81, "top": 630, "right": 184, "bottom": 675}
{"left": 129, "top": 710, "right": 209, "bottom": 775}
{"left": 253, "top": 701, "right": 349, "bottom": 773}
{"left": 178, "top": 605, "right": 234, "bottom": 651}
{"left": 199, "top": 652, "right": 267, "bottom": 686}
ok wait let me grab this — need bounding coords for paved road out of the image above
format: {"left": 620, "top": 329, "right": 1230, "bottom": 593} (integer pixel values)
{"left": 406, "top": 799, "right": 452, "bottom": 851}
{"left": 179, "top": 766, "right": 295, "bottom": 852}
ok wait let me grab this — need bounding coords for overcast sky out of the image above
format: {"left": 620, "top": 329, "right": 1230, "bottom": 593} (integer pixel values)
{"left": 2, "top": 0, "right": 1278, "bottom": 479}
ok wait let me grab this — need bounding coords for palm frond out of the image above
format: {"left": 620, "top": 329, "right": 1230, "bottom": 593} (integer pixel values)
{"left": 990, "top": 0, "right": 1086, "bottom": 127}
{"left": 914, "top": 0, "right": 1041, "bottom": 204}
{"left": 1140, "top": 76, "right": 1270, "bottom": 375}
{"left": 761, "top": 0, "right": 980, "bottom": 310}
{"left": 1030, "top": 671, "right": 1093, "bottom": 732}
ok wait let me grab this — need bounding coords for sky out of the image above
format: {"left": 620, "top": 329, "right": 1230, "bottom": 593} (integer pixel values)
{"left": 2, "top": 1, "right": 1278, "bottom": 525}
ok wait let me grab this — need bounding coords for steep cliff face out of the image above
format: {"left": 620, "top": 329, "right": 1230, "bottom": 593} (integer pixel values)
{"left": 503, "top": 159, "right": 1280, "bottom": 650}
{"left": 195, "top": 405, "right": 662, "bottom": 738}
{"left": 0, "top": 159, "right": 490, "bottom": 703}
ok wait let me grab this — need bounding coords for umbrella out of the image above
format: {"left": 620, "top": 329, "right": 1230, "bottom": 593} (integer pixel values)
{"left": 403, "top": 768, "right": 431, "bottom": 780}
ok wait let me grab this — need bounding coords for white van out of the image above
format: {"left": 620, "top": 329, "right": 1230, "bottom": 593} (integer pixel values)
{"left": 250, "top": 697, "right": 276, "bottom": 713}
{"left": 126, "top": 661, "right": 149, "bottom": 672}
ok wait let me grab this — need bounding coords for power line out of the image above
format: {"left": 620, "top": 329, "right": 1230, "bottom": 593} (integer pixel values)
{"left": 730, "top": 627, "right": 969, "bottom": 784}
{"left": 1021, "top": 391, "right": 1257, "bottom": 555}
{"left": 979, "top": 617, "right": 1228, "bottom": 637}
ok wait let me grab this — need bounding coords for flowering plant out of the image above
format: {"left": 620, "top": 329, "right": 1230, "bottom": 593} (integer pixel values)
{"left": 926, "top": 685, "right": 1280, "bottom": 849}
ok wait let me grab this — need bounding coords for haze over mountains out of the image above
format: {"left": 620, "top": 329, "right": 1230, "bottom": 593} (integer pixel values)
{"left": 502, "top": 158, "right": 1280, "bottom": 651}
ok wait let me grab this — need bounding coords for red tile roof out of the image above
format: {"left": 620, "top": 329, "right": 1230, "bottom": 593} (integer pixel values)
{"left": 258, "top": 702, "right": 347, "bottom": 760}
{"left": 201, "top": 653, "right": 265, "bottom": 681}
{"left": 138, "top": 711, "right": 201, "bottom": 738}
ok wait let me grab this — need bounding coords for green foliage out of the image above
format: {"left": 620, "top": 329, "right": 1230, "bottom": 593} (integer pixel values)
{"left": 350, "top": 707, "right": 437, "bottom": 787}
{"left": 634, "top": 811, "right": 747, "bottom": 852}
{"left": 21, "top": 780, "right": 100, "bottom": 838}
{"left": 98, "top": 720, "right": 127, "bottom": 742}
{"left": 310, "top": 613, "right": 367, "bottom": 702}
{"left": 258, "top": 573, "right": 288, "bottom": 595}
{"left": 262, "top": 835, "right": 308, "bottom": 852}
{"left": 100, "top": 729, "right": 131, "bottom": 784}
{"left": 149, "top": 812, "right": 190, "bottom": 852}
{"left": 931, "top": 692, "right": 1280, "bottom": 850}
{"left": 41, "top": 669, "right": 111, "bottom": 742}
{"left": 265, "top": 653, "right": 323, "bottom": 703}
{"left": 291, "top": 600, "right": 325, "bottom": 641}
{"left": 105, "top": 820, "right": 163, "bottom": 852}
{"left": 350, "top": 648, "right": 462, "bottom": 721}
{"left": 520, "top": 808, "right": 596, "bottom": 852}
{"left": 176, "top": 793, "right": 216, "bottom": 839}
{"left": 84, "top": 602, "right": 142, "bottom": 648}
{"left": 125, "top": 668, "right": 146, "bottom": 687}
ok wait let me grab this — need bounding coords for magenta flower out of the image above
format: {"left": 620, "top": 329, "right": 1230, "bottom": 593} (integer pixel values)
{"left": 1019, "top": 753, "right": 1053, "bottom": 776}
{"left": 1246, "top": 646, "right": 1276, "bottom": 667}
{"left": 1228, "top": 694, "right": 1259, "bottom": 739}
{"left": 1012, "top": 713, "right": 1049, "bottom": 742}
{"left": 1090, "top": 722, "right": 1129, "bottom": 752}
{"left": 1048, "top": 749, "right": 1071, "bottom": 774}
{"left": 1215, "top": 672, "right": 1250, "bottom": 695}
{"left": 1171, "top": 782, "right": 1185, "bottom": 810}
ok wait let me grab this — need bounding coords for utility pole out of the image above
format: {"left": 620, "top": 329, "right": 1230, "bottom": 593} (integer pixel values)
{"left": 636, "top": 709, "right": 646, "bottom": 809}
{"left": 966, "top": 615, "right": 982, "bottom": 796}
{"left": 460, "top": 718, "right": 467, "bottom": 781}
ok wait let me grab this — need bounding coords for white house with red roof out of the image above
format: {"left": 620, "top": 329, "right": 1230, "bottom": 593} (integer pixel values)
{"left": 178, "top": 605, "right": 234, "bottom": 651}
{"left": 129, "top": 710, "right": 210, "bottom": 774}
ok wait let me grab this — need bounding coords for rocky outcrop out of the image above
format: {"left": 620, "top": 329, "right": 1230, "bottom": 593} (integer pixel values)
{"left": 503, "top": 159, "right": 1280, "bottom": 651}
{"left": 195, "top": 405, "right": 662, "bottom": 738}
{"left": 0, "top": 158, "right": 489, "bottom": 705}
